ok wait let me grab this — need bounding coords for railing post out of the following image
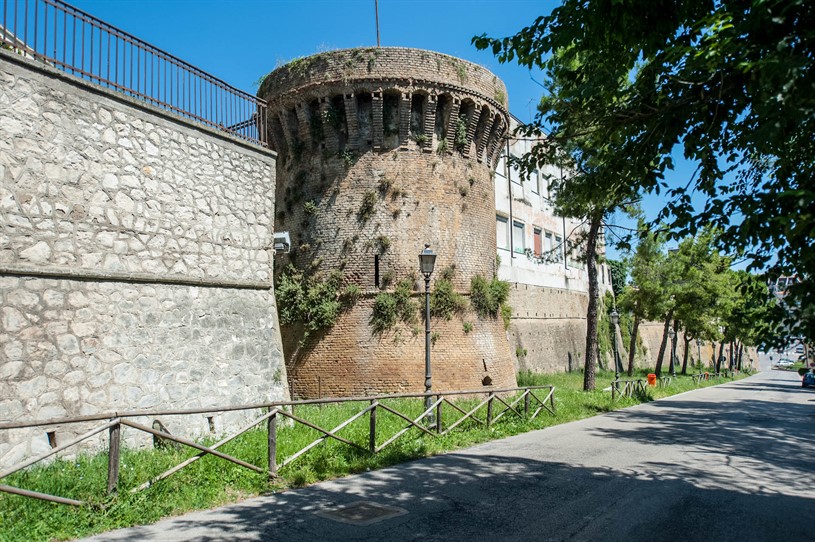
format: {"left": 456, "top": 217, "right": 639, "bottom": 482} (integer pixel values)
{"left": 107, "top": 420, "right": 121, "bottom": 495}
{"left": 612, "top": 381, "right": 617, "bottom": 400}
{"left": 550, "top": 388, "right": 556, "bottom": 413}
{"left": 436, "top": 396, "right": 443, "bottom": 434}
{"left": 486, "top": 394, "right": 494, "bottom": 427}
{"left": 268, "top": 411, "right": 277, "bottom": 477}
{"left": 369, "top": 400, "right": 377, "bottom": 453}
{"left": 524, "top": 390, "right": 530, "bottom": 416}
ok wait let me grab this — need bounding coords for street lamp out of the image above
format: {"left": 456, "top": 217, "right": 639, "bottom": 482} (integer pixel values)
{"left": 696, "top": 337, "right": 703, "bottom": 371}
{"left": 419, "top": 244, "right": 436, "bottom": 423}
{"left": 668, "top": 327, "right": 677, "bottom": 378}
{"left": 610, "top": 308, "right": 620, "bottom": 381}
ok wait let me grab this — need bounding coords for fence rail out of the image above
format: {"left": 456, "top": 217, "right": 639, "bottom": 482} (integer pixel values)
{"left": 0, "top": 0, "right": 268, "bottom": 147}
{"left": 0, "top": 386, "right": 556, "bottom": 507}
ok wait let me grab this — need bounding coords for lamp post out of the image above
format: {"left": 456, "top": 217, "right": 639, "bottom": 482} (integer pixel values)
{"left": 696, "top": 337, "right": 702, "bottom": 371}
{"left": 611, "top": 308, "right": 620, "bottom": 381}
{"left": 668, "top": 327, "right": 677, "bottom": 377}
{"left": 419, "top": 244, "right": 436, "bottom": 423}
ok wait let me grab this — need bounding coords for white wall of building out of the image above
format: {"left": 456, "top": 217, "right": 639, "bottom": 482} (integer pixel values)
{"left": 494, "top": 117, "right": 612, "bottom": 295}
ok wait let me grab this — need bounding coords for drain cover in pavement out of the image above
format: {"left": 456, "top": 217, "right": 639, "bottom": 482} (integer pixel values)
{"left": 315, "top": 501, "right": 408, "bottom": 526}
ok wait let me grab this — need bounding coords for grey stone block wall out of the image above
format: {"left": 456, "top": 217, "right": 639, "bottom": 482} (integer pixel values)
{"left": 0, "top": 51, "right": 287, "bottom": 467}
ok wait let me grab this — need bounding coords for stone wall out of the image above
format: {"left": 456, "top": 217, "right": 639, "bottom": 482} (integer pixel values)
{"left": 506, "top": 283, "right": 590, "bottom": 374}
{"left": 0, "top": 51, "right": 287, "bottom": 467}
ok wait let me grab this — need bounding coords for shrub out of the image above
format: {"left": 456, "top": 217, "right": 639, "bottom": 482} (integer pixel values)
{"left": 340, "top": 284, "right": 361, "bottom": 309}
{"left": 275, "top": 266, "right": 345, "bottom": 333}
{"left": 430, "top": 279, "right": 467, "bottom": 320}
{"left": 371, "top": 293, "right": 398, "bottom": 333}
{"left": 303, "top": 200, "right": 318, "bottom": 215}
{"left": 358, "top": 190, "right": 377, "bottom": 222}
{"left": 501, "top": 304, "right": 512, "bottom": 330}
{"left": 470, "top": 275, "right": 510, "bottom": 317}
{"left": 370, "top": 279, "right": 418, "bottom": 332}
{"left": 463, "top": 321, "right": 473, "bottom": 334}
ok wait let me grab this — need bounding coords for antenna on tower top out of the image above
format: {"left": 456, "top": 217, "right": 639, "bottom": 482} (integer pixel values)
{"left": 375, "top": 0, "right": 381, "bottom": 47}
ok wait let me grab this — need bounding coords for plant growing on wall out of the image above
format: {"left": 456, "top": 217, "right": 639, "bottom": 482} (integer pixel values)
{"left": 412, "top": 133, "right": 429, "bottom": 146}
{"left": 275, "top": 265, "right": 354, "bottom": 343}
{"left": 370, "top": 279, "right": 418, "bottom": 333}
{"left": 357, "top": 190, "right": 377, "bottom": 222}
{"left": 376, "top": 235, "right": 391, "bottom": 253}
{"left": 454, "top": 118, "right": 468, "bottom": 151}
{"left": 436, "top": 138, "right": 449, "bottom": 155}
{"left": 470, "top": 275, "right": 510, "bottom": 318}
{"left": 303, "top": 200, "right": 318, "bottom": 215}
{"left": 430, "top": 279, "right": 467, "bottom": 320}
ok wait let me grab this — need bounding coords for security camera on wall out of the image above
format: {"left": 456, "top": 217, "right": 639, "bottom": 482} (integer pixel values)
{"left": 273, "top": 231, "right": 291, "bottom": 254}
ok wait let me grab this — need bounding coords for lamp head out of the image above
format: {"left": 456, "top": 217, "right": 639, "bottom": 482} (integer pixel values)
{"left": 419, "top": 244, "right": 436, "bottom": 277}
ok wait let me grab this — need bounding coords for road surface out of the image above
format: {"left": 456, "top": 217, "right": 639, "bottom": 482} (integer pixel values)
{"left": 84, "top": 370, "right": 815, "bottom": 541}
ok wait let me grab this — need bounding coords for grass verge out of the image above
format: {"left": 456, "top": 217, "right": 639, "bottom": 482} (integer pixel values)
{"left": 0, "top": 369, "right": 749, "bottom": 541}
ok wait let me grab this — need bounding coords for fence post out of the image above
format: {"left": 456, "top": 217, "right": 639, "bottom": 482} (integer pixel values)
{"left": 486, "top": 394, "right": 494, "bottom": 427}
{"left": 550, "top": 388, "right": 556, "bottom": 413}
{"left": 436, "top": 396, "right": 443, "bottom": 434}
{"left": 524, "top": 391, "right": 530, "bottom": 416}
{"left": 268, "top": 412, "right": 277, "bottom": 477}
{"left": 107, "top": 420, "right": 121, "bottom": 495}
{"left": 369, "top": 400, "right": 377, "bottom": 453}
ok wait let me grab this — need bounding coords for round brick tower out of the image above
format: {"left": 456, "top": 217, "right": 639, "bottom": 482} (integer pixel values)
{"left": 259, "top": 47, "right": 515, "bottom": 398}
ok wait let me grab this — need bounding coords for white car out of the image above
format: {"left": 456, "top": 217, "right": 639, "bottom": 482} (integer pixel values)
{"left": 776, "top": 359, "right": 794, "bottom": 368}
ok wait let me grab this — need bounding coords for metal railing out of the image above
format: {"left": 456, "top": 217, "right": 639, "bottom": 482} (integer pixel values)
{"left": 0, "top": 0, "right": 267, "bottom": 147}
{"left": 0, "top": 385, "right": 556, "bottom": 507}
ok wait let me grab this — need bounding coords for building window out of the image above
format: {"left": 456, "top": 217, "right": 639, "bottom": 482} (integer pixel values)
{"left": 496, "top": 216, "right": 509, "bottom": 250}
{"left": 509, "top": 155, "right": 522, "bottom": 185}
{"left": 533, "top": 227, "right": 542, "bottom": 257}
{"left": 544, "top": 231, "right": 553, "bottom": 257}
{"left": 513, "top": 220, "right": 525, "bottom": 253}
{"left": 531, "top": 169, "right": 540, "bottom": 194}
{"left": 554, "top": 235, "right": 563, "bottom": 262}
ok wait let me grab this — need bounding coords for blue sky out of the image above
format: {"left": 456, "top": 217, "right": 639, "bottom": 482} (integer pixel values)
{"left": 68, "top": 0, "right": 553, "bottom": 122}
{"left": 66, "top": 0, "right": 697, "bottom": 259}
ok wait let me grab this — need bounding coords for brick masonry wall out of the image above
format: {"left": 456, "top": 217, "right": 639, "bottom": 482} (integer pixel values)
{"left": 286, "top": 297, "right": 515, "bottom": 399}
{"left": 261, "top": 48, "right": 515, "bottom": 397}
{"left": 0, "top": 51, "right": 287, "bottom": 467}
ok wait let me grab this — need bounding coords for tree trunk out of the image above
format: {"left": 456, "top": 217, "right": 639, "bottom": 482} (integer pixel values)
{"left": 737, "top": 342, "right": 744, "bottom": 371}
{"left": 729, "top": 340, "right": 735, "bottom": 370}
{"left": 582, "top": 213, "right": 602, "bottom": 391}
{"left": 654, "top": 310, "right": 673, "bottom": 377}
{"left": 716, "top": 341, "right": 725, "bottom": 373}
{"left": 627, "top": 313, "right": 640, "bottom": 376}
{"left": 681, "top": 333, "right": 690, "bottom": 375}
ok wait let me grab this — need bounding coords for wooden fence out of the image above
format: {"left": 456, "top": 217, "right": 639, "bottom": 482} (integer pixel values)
{"left": 611, "top": 371, "right": 737, "bottom": 400}
{"left": 0, "top": 386, "right": 555, "bottom": 507}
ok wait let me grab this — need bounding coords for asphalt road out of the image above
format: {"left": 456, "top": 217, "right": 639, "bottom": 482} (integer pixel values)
{"left": 83, "top": 370, "right": 815, "bottom": 542}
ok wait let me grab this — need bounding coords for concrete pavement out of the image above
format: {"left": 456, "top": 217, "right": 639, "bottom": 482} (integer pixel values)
{"left": 82, "top": 370, "right": 815, "bottom": 541}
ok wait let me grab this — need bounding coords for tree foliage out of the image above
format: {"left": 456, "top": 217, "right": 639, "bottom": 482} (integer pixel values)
{"left": 474, "top": 0, "right": 814, "bottom": 341}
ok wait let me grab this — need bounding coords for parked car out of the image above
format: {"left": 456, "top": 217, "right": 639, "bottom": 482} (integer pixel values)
{"left": 802, "top": 371, "right": 815, "bottom": 388}
{"left": 776, "top": 359, "right": 795, "bottom": 368}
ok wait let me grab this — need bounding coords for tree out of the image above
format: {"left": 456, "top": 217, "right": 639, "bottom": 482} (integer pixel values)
{"left": 617, "top": 225, "right": 669, "bottom": 375}
{"left": 473, "top": 37, "right": 653, "bottom": 390}
{"left": 606, "top": 258, "right": 629, "bottom": 298}
{"left": 474, "top": 0, "right": 815, "bottom": 342}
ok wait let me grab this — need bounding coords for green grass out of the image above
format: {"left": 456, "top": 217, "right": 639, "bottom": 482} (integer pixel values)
{"left": 0, "top": 369, "right": 749, "bottom": 541}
